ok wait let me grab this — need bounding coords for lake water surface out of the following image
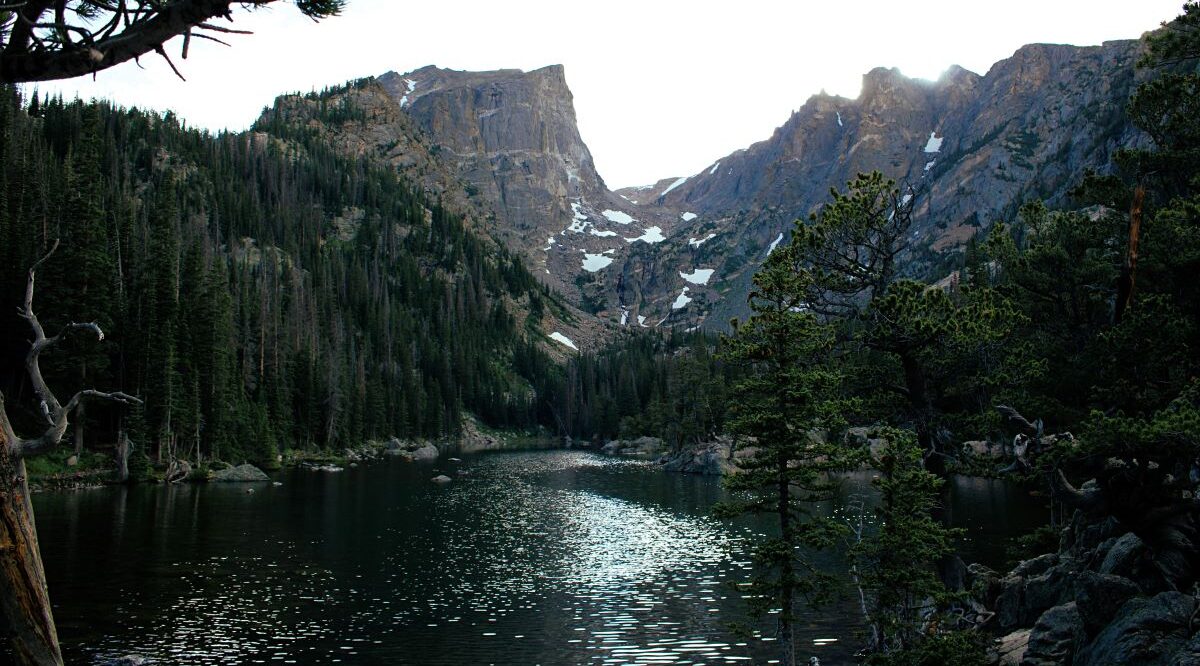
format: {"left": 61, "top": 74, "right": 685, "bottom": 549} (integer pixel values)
{"left": 23, "top": 450, "right": 1047, "bottom": 664}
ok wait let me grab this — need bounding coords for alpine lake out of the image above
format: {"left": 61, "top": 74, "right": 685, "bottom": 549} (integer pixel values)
{"left": 23, "top": 449, "right": 1046, "bottom": 664}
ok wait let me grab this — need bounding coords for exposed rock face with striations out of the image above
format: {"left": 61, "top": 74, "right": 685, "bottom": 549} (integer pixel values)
{"left": 376, "top": 65, "right": 672, "bottom": 316}
{"left": 257, "top": 68, "right": 613, "bottom": 353}
{"left": 264, "top": 38, "right": 1149, "bottom": 335}
{"left": 618, "top": 39, "right": 1146, "bottom": 328}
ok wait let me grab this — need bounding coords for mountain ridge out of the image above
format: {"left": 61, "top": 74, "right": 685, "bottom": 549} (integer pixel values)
{"left": 262, "top": 36, "right": 1148, "bottom": 339}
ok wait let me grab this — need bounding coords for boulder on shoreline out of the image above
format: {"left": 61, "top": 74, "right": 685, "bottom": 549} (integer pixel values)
{"left": 301, "top": 463, "right": 344, "bottom": 472}
{"left": 600, "top": 436, "right": 664, "bottom": 458}
{"left": 458, "top": 416, "right": 506, "bottom": 453}
{"left": 411, "top": 444, "right": 439, "bottom": 461}
{"left": 212, "top": 464, "right": 270, "bottom": 482}
{"left": 976, "top": 504, "right": 1200, "bottom": 666}
{"left": 660, "top": 439, "right": 734, "bottom": 476}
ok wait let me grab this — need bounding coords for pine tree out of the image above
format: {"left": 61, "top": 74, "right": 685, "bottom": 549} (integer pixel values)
{"left": 141, "top": 173, "right": 182, "bottom": 462}
{"left": 716, "top": 238, "right": 856, "bottom": 666}
{"left": 52, "top": 104, "right": 116, "bottom": 456}
{"left": 851, "top": 428, "right": 981, "bottom": 665}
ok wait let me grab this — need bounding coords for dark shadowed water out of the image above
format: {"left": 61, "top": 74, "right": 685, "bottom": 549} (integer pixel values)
{"left": 21, "top": 450, "right": 1046, "bottom": 664}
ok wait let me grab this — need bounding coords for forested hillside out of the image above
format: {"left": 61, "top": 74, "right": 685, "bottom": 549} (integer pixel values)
{"left": 0, "top": 86, "right": 564, "bottom": 467}
{"left": 549, "top": 330, "right": 733, "bottom": 447}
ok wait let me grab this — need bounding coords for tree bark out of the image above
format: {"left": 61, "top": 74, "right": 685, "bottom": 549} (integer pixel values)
{"left": 1115, "top": 184, "right": 1145, "bottom": 325}
{"left": 114, "top": 432, "right": 130, "bottom": 484}
{"left": 0, "top": 430, "right": 63, "bottom": 666}
{"left": 777, "top": 453, "right": 797, "bottom": 666}
{"left": 71, "top": 403, "right": 83, "bottom": 459}
{"left": 898, "top": 351, "right": 943, "bottom": 476}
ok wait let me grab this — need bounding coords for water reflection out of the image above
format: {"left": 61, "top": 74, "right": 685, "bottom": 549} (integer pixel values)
{"left": 20, "top": 450, "right": 1045, "bottom": 664}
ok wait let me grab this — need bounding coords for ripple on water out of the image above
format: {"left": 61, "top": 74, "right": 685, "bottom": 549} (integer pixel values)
{"left": 37, "top": 451, "right": 883, "bottom": 664}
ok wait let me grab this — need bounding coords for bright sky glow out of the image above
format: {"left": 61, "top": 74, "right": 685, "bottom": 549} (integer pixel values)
{"left": 34, "top": 0, "right": 1181, "bottom": 188}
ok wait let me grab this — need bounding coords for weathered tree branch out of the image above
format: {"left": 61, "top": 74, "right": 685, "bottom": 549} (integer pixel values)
{"left": 1049, "top": 468, "right": 1106, "bottom": 512}
{"left": 996, "top": 404, "right": 1040, "bottom": 438}
{"left": 7, "top": 240, "right": 142, "bottom": 457}
{"left": 0, "top": 0, "right": 342, "bottom": 83}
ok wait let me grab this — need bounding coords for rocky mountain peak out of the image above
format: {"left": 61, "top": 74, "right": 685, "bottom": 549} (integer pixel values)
{"left": 607, "top": 38, "right": 1145, "bottom": 330}
{"left": 859, "top": 66, "right": 932, "bottom": 113}
{"left": 290, "top": 37, "right": 1150, "bottom": 336}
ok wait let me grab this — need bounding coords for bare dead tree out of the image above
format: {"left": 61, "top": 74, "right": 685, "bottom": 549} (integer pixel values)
{"left": 0, "top": 0, "right": 344, "bottom": 84}
{"left": 0, "top": 240, "right": 141, "bottom": 666}
{"left": 996, "top": 404, "right": 1200, "bottom": 589}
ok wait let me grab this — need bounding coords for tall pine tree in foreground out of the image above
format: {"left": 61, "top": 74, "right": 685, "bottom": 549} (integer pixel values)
{"left": 851, "top": 428, "right": 983, "bottom": 666}
{"left": 717, "top": 237, "right": 856, "bottom": 666}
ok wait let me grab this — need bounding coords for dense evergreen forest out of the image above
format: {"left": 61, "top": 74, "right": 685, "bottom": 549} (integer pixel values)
{"left": 549, "top": 329, "right": 732, "bottom": 448}
{"left": 0, "top": 85, "right": 565, "bottom": 468}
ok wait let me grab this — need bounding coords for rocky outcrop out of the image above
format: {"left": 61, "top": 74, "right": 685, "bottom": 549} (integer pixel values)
{"left": 410, "top": 444, "right": 439, "bottom": 462}
{"left": 1074, "top": 571, "right": 1140, "bottom": 635}
{"left": 266, "top": 37, "right": 1151, "bottom": 334}
{"left": 617, "top": 39, "right": 1147, "bottom": 329}
{"left": 991, "top": 629, "right": 1030, "bottom": 665}
{"left": 1023, "top": 602, "right": 1084, "bottom": 665}
{"left": 378, "top": 65, "right": 672, "bottom": 319}
{"left": 599, "top": 436, "right": 735, "bottom": 475}
{"left": 659, "top": 439, "right": 734, "bottom": 476}
{"left": 600, "top": 437, "right": 664, "bottom": 458}
{"left": 457, "top": 417, "right": 507, "bottom": 453}
{"left": 257, "top": 74, "right": 605, "bottom": 356}
{"left": 978, "top": 508, "right": 1200, "bottom": 665}
{"left": 211, "top": 464, "right": 270, "bottom": 482}
{"left": 1075, "top": 592, "right": 1196, "bottom": 665}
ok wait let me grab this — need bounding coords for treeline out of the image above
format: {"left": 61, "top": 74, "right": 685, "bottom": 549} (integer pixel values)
{"left": 550, "top": 330, "right": 737, "bottom": 450}
{"left": 0, "top": 87, "right": 562, "bottom": 467}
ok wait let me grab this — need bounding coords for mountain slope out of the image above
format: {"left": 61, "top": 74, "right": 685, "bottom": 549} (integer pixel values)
{"left": 262, "top": 37, "right": 1148, "bottom": 334}
{"left": 0, "top": 88, "right": 571, "bottom": 465}
{"left": 619, "top": 39, "right": 1146, "bottom": 326}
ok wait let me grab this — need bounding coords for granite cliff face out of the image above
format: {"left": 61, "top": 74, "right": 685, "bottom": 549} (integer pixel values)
{"left": 617, "top": 39, "right": 1146, "bottom": 327}
{"left": 375, "top": 65, "right": 673, "bottom": 314}
{"left": 263, "top": 38, "right": 1148, "bottom": 337}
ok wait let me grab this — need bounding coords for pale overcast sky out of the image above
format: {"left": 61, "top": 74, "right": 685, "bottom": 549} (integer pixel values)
{"left": 35, "top": 0, "right": 1181, "bottom": 188}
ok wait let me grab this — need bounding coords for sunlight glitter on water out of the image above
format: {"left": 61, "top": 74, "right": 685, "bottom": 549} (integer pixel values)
{"left": 21, "top": 449, "right": 1047, "bottom": 664}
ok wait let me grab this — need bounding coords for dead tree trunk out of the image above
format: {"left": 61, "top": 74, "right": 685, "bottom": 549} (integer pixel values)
{"left": 114, "top": 432, "right": 131, "bottom": 484}
{"left": 0, "top": 241, "right": 140, "bottom": 665}
{"left": 0, "top": 418, "right": 62, "bottom": 666}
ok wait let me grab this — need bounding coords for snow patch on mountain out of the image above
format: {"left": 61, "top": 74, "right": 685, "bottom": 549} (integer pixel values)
{"left": 626, "top": 226, "right": 665, "bottom": 244}
{"left": 601, "top": 209, "right": 635, "bottom": 225}
{"left": 566, "top": 202, "right": 590, "bottom": 234}
{"left": 672, "top": 287, "right": 693, "bottom": 310}
{"left": 581, "top": 252, "right": 614, "bottom": 272}
{"left": 398, "top": 78, "right": 417, "bottom": 108}
{"left": 923, "top": 131, "right": 943, "bottom": 153}
{"left": 767, "top": 232, "right": 784, "bottom": 254}
{"left": 660, "top": 177, "right": 688, "bottom": 198}
{"left": 548, "top": 332, "right": 578, "bottom": 350}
